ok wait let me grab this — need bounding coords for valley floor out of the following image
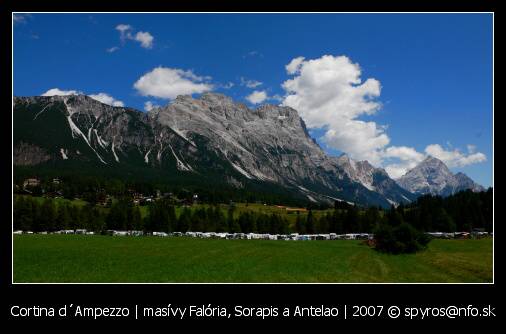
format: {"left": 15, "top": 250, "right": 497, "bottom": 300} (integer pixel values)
{"left": 13, "top": 235, "right": 492, "bottom": 283}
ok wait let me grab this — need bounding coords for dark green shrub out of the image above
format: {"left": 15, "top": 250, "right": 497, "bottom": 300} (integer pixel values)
{"left": 374, "top": 222, "right": 431, "bottom": 254}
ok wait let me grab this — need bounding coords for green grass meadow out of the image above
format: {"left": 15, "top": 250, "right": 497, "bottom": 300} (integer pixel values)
{"left": 13, "top": 235, "right": 492, "bottom": 283}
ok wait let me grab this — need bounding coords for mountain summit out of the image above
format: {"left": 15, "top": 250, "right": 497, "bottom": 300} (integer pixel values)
{"left": 396, "top": 156, "right": 485, "bottom": 196}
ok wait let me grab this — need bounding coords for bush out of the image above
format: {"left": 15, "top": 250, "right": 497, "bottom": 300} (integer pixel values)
{"left": 374, "top": 222, "right": 431, "bottom": 254}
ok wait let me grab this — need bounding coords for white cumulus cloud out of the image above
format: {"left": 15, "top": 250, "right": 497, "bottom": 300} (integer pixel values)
{"left": 425, "top": 144, "right": 487, "bottom": 168}
{"left": 134, "top": 31, "right": 154, "bottom": 49}
{"left": 144, "top": 101, "right": 159, "bottom": 111}
{"left": 134, "top": 66, "right": 213, "bottom": 99}
{"left": 41, "top": 88, "right": 124, "bottom": 107}
{"left": 115, "top": 24, "right": 154, "bottom": 49}
{"left": 88, "top": 93, "right": 124, "bottom": 107}
{"left": 42, "top": 88, "right": 82, "bottom": 96}
{"left": 383, "top": 146, "right": 426, "bottom": 179}
{"left": 240, "top": 77, "right": 262, "bottom": 88}
{"left": 115, "top": 24, "right": 132, "bottom": 41}
{"left": 285, "top": 56, "right": 305, "bottom": 75}
{"left": 246, "top": 90, "right": 268, "bottom": 104}
{"left": 282, "top": 55, "right": 384, "bottom": 164}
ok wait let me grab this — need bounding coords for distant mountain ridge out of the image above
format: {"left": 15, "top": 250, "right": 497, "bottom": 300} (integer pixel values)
{"left": 13, "top": 93, "right": 483, "bottom": 206}
{"left": 396, "top": 156, "right": 485, "bottom": 196}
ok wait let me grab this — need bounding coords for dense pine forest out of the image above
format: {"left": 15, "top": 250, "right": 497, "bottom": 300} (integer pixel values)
{"left": 13, "top": 188, "right": 492, "bottom": 235}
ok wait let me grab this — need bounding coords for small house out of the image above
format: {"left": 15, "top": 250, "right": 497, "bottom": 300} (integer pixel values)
{"left": 23, "top": 178, "right": 40, "bottom": 188}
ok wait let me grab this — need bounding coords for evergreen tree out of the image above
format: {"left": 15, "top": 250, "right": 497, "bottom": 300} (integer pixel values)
{"left": 362, "top": 206, "right": 380, "bottom": 233}
{"left": 386, "top": 205, "right": 403, "bottom": 227}
{"left": 91, "top": 206, "right": 106, "bottom": 232}
{"left": 238, "top": 211, "right": 255, "bottom": 233}
{"left": 177, "top": 207, "right": 191, "bottom": 232}
{"left": 269, "top": 214, "right": 282, "bottom": 234}
{"left": 167, "top": 205, "right": 176, "bottom": 232}
{"left": 14, "top": 196, "right": 33, "bottom": 231}
{"left": 343, "top": 205, "right": 359, "bottom": 233}
{"left": 330, "top": 209, "right": 344, "bottom": 234}
{"left": 80, "top": 203, "right": 94, "bottom": 230}
{"left": 227, "top": 206, "right": 236, "bottom": 232}
{"left": 256, "top": 213, "right": 269, "bottom": 234}
{"left": 214, "top": 206, "right": 228, "bottom": 232}
{"left": 131, "top": 206, "right": 143, "bottom": 231}
{"left": 30, "top": 198, "right": 41, "bottom": 232}
{"left": 106, "top": 200, "right": 128, "bottom": 230}
{"left": 205, "top": 206, "right": 216, "bottom": 232}
{"left": 433, "top": 207, "right": 456, "bottom": 232}
{"left": 295, "top": 212, "right": 305, "bottom": 234}
{"left": 56, "top": 203, "right": 71, "bottom": 230}
{"left": 305, "top": 209, "right": 314, "bottom": 234}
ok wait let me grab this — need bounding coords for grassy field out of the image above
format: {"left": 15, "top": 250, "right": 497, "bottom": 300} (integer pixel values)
{"left": 21, "top": 195, "right": 89, "bottom": 208}
{"left": 13, "top": 235, "right": 492, "bottom": 283}
{"left": 140, "top": 202, "right": 330, "bottom": 221}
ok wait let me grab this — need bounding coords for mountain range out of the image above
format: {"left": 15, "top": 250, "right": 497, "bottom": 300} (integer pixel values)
{"left": 13, "top": 93, "right": 485, "bottom": 206}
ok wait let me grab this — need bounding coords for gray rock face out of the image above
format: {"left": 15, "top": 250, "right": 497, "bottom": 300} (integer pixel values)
{"left": 454, "top": 172, "right": 486, "bottom": 193}
{"left": 14, "top": 93, "right": 418, "bottom": 206}
{"left": 14, "top": 142, "right": 51, "bottom": 166}
{"left": 333, "top": 155, "right": 376, "bottom": 191}
{"left": 332, "top": 154, "right": 416, "bottom": 204}
{"left": 396, "top": 156, "right": 484, "bottom": 196}
{"left": 150, "top": 93, "right": 329, "bottom": 184}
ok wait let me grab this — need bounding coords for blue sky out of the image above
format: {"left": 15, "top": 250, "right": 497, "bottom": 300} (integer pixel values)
{"left": 13, "top": 13, "right": 493, "bottom": 187}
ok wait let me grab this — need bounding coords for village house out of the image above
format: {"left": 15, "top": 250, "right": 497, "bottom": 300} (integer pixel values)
{"left": 23, "top": 178, "right": 40, "bottom": 188}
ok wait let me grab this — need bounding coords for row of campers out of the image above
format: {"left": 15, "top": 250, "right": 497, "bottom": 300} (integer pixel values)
{"left": 426, "top": 231, "right": 492, "bottom": 239}
{"left": 13, "top": 229, "right": 95, "bottom": 235}
{"left": 14, "top": 230, "right": 492, "bottom": 240}
{"left": 151, "top": 232, "right": 374, "bottom": 240}
{"left": 13, "top": 230, "right": 374, "bottom": 240}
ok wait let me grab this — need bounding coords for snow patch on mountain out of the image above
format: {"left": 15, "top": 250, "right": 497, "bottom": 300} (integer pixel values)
{"left": 65, "top": 113, "right": 107, "bottom": 164}
{"left": 230, "top": 161, "right": 253, "bottom": 179}
{"left": 93, "top": 129, "right": 108, "bottom": 149}
{"left": 306, "top": 194, "right": 317, "bottom": 202}
{"left": 60, "top": 148, "right": 68, "bottom": 160}
{"left": 386, "top": 198, "right": 398, "bottom": 206}
{"left": 33, "top": 103, "right": 52, "bottom": 120}
{"left": 144, "top": 148, "right": 152, "bottom": 164}
{"left": 111, "top": 141, "right": 120, "bottom": 162}
{"left": 169, "top": 144, "right": 193, "bottom": 171}
{"left": 171, "top": 127, "right": 195, "bottom": 147}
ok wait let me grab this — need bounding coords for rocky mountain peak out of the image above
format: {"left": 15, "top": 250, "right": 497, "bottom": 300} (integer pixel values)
{"left": 199, "top": 92, "right": 235, "bottom": 106}
{"left": 420, "top": 155, "right": 447, "bottom": 168}
{"left": 397, "top": 155, "right": 484, "bottom": 196}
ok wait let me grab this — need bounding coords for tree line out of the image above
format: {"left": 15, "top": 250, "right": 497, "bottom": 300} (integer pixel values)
{"left": 13, "top": 197, "right": 293, "bottom": 235}
{"left": 13, "top": 188, "right": 492, "bottom": 235}
{"left": 396, "top": 188, "right": 492, "bottom": 232}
